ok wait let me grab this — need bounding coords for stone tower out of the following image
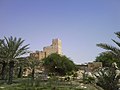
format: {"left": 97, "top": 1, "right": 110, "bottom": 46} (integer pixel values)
{"left": 52, "top": 39, "right": 62, "bottom": 55}
{"left": 30, "top": 38, "right": 62, "bottom": 60}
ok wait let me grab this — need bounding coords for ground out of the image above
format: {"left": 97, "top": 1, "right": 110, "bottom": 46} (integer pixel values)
{"left": 0, "top": 78, "right": 103, "bottom": 90}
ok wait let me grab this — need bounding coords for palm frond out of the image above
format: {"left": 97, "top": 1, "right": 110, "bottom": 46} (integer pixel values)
{"left": 97, "top": 43, "right": 120, "bottom": 54}
{"left": 14, "top": 44, "right": 29, "bottom": 58}
{"left": 0, "top": 36, "right": 29, "bottom": 59}
{"left": 115, "top": 32, "right": 120, "bottom": 39}
{"left": 112, "top": 39, "right": 120, "bottom": 48}
{"left": 101, "top": 51, "right": 117, "bottom": 58}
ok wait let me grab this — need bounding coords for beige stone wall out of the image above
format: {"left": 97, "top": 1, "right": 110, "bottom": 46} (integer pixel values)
{"left": 30, "top": 38, "right": 62, "bottom": 60}
{"left": 88, "top": 62, "right": 102, "bottom": 72}
{"left": 39, "top": 51, "right": 45, "bottom": 60}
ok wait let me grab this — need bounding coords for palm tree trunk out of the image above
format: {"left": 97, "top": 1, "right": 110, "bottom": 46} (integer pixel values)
{"left": 8, "top": 61, "right": 14, "bottom": 84}
{"left": 18, "top": 66, "right": 23, "bottom": 78}
{"left": 1, "top": 61, "right": 7, "bottom": 80}
{"left": 31, "top": 68, "right": 35, "bottom": 86}
{"left": 31, "top": 68, "right": 35, "bottom": 80}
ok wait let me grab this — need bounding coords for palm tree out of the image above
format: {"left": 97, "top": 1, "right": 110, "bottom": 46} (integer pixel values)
{"left": 0, "top": 60, "right": 7, "bottom": 80}
{"left": 16, "top": 57, "right": 28, "bottom": 78}
{"left": 94, "top": 67, "right": 119, "bottom": 90}
{"left": 95, "top": 51, "right": 118, "bottom": 67}
{"left": 28, "top": 56, "right": 41, "bottom": 80}
{"left": 97, "top": 32, "right": 120, "bottom": 64}
{"left": 0, "top": 39, "right": 7, "bottom": 80}
{"left": 0, "top": 36, "right": 29, "bottom": 84}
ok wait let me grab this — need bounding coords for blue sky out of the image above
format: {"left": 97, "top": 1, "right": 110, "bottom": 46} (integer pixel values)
{"left": 0, "top": 0, "right": 120, "bottom": 64}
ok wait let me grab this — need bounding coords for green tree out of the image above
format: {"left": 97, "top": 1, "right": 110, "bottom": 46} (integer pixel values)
{"left": 0, "top": 36, "right": 29, "bottom": 84}
{"left": 94, "top": 67, "right": 119, "bottom": 90}
{"left": 43, "top": 53, "right": 76, "bottom": 76}
{"left": 0, "top": 60, "right": 7, "bottom": 80}
{"left": 28, "top": 56, "right": 41, "bottom": 80}
{"left": 0, "top": 39, "right": 7, "bottom": 80}
{"left": 16, "top": 57, "right": 28, "bottom": 78}
{"left": 97, "top": 32, "right": 120, "bottom": 67}
{"left": 95, "top": 51, "right": 118, "bottom": 67}
{"left": 61, "top": 56, "right": 76, "bottom": 75}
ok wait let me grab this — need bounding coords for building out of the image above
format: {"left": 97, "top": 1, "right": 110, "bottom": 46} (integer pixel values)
{"left": 88, "top": 62, "right": 102, "bottom": 72}
{"left": 76, "top": 62, "right": 102, "bottom": 72}
{"left": 30, "top": 38, "right": 62, "bottom": 60}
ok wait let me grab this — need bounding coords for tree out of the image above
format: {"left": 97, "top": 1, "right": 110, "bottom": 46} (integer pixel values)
{"left": 61, "top": 56, "right": 76, "bottom": 75}
{"left": 27, "top": 56, "right": 41, "bottom": 80}
{"left": 95, "top": 51, "right": 118, "bottom": 67}
{"left": 16, "top": 57, "right": 28, "bottom": 78}
{"left": 43, "top": 53, "right": 76, "bottom": 76}
{"left": 0, "top": 60, "right": 7, "bottom": 80}
{"left": 97, "top": 32, "right": 120, "bottom": 67}
{"left": 0, "top": 36, "right": 29, "bottom": 84}
{"left": 0, "top": 39, "right": 8, "bottom": 80}
{"left": 94, "top": 67, "right": 119, "bottom": 90}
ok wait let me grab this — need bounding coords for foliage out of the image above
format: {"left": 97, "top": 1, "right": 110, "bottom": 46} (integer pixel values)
{"left": 95, "top": 51, "right": 119, "bottom": 67}
{"left": 15, "top": 57, "right": 28, "bottom": 78}
{"left": 43, "top": 53, "right": 76, "bottom": 76}
{"left": 0, "top": 36, "right": 29, "bottom": 84}
{"left": 0, "top": 77, "right": 99, "bottom": 90}
{"left": 27, "top": 56, "right": 41, "bottom": 80}
{"left": 97, "top": 32, "right": 120, "bottom": 68}
{"left": 94, "top": 67, "right": 119, "bottom": 90}
{"left": 0, "top": 36, "right": 29, "bottom": 59}
{"left": 83, "top": 76, "right": 95, "bottom": 84}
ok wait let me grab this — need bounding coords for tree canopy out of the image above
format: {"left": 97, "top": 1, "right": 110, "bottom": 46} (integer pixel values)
{"left": 43, "top": 53, "right": 76, "bottom": 76}
{"left": 95, "top": 51, "right": 119, "bottom": 67}
{"left": 0, "top": 36, "right": 29, "bottom": 84}
{"left": 97, "top": 32, "right": 120, "bottom": 68}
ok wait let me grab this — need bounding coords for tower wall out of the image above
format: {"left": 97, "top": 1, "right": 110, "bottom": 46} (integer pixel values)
{"left": 30, "top": 38, "right": 62, "bottom": 60}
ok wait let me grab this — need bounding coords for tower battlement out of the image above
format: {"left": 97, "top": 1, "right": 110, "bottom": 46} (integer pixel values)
{"left": 30, "top": 38, "right": 62, "bottom": 60}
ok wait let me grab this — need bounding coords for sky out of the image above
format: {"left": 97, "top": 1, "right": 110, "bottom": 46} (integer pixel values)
{"left": 0, "top": 0, "right": 120, "bottom": 64}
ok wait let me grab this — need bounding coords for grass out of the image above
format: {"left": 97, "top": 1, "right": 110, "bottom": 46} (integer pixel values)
{"left": 0, "top": 78, "right": 100, "bottom": 90}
